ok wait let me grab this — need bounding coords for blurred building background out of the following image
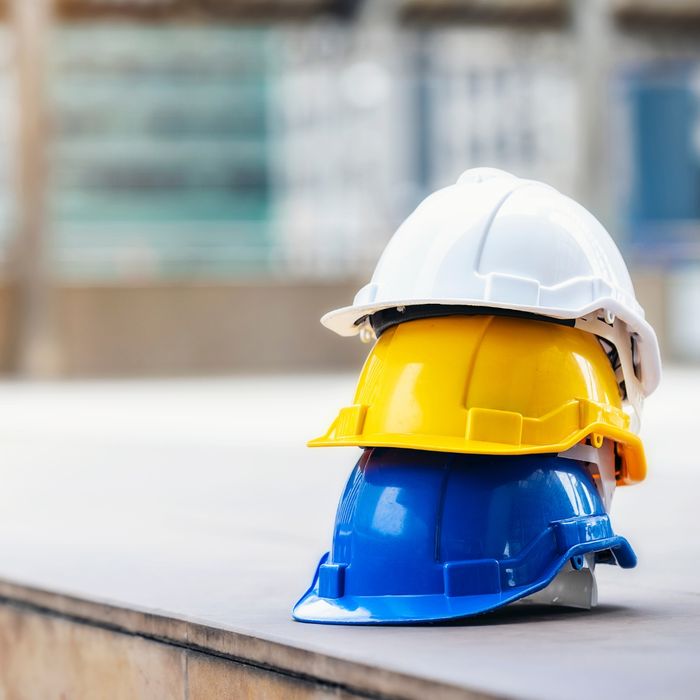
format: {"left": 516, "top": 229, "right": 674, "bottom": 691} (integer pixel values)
{"left": 0, "top": 0, "right": 698, "bottom": 376}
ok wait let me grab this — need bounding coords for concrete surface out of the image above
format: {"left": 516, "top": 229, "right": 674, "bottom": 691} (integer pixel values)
{"left": 0, "top": 369, "right": 698, "bottom": 699}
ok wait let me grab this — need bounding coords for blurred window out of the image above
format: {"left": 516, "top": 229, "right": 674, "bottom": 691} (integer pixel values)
{"left": 622, "top": 63, "right": 700, "bottom": 263}
{"left": 0, "top": 26, "right": 15, "bottom": 271}
{"left": 48, "top": 26, "right": 273, "bottom": 280}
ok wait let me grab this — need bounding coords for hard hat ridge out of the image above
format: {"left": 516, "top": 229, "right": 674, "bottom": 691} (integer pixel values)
{"left": 321, "top": 168, "right": 661, "bottom": 425}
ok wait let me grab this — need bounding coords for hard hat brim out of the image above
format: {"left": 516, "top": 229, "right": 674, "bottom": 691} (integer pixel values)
{"left": 320, "top": 298, "right": 661, "bottom": 398}
{"left": 308, "top": 422, "right": 647, "bottom": 486}
{"left": 293, "top": 536, "right": 636, "bottom": 625}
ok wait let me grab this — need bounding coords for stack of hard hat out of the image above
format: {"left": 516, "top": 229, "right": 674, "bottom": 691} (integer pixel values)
{"left": 293, "top": 168, "right": 660, "bottom": 625}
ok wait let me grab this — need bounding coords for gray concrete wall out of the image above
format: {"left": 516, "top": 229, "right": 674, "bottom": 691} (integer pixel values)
{"left": 0, "top": 280, "right": 367, "bottom": 376}
{"left": 0, "top": 273, "right": 670, "bottom": 376}
{"left": 52, "top": 281, "right": 368, "bottom": 377}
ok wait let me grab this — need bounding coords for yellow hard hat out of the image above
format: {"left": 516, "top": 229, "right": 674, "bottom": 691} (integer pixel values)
{"left": 309, "top": 315, "right": 646, "bottom": 485}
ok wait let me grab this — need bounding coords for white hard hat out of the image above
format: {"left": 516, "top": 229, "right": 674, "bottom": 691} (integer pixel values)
{"left": 321, "top": 168, "right": 661, "bottom": 429}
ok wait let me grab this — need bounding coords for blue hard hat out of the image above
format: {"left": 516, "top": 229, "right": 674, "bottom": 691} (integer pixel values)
{"left": 293, "top": 448, "right": 636, "bottom": 624}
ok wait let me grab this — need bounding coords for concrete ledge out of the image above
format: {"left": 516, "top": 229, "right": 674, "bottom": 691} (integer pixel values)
{"left": 0, "top": 580, "right": 484, "bottom": 700}
{"left": 0, "top": 375, "right": 697, "bottom": 699}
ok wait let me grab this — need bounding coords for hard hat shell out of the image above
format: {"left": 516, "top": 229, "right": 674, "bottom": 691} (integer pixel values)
{"left": 293, "top": 448, "right": 636, "bottom": 625}
{"left": 321, "top": 167, "right": 661, "bottom": 415}
{"left": 309, "top": 315, "right": 646, "bottom": 485}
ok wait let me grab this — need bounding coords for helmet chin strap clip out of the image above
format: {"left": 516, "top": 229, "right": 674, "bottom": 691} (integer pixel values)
{"left": 358, "top": 320, "right": 376, "bottom": 344}
{"left": 526, "top": 440, "right": 617, "bottom": 612}
{"left": 518, "top": 553, "right": 598, "bottom": 610}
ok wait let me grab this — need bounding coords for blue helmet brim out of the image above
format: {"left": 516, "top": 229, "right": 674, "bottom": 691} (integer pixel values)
{"left": 293, "top": 536, "right": 636, "bottom": 625}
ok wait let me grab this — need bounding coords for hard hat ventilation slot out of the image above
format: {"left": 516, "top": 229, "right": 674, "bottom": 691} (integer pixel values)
{"left": 614, "top": 445, "right": 624, "bottom": 483}
{"left": 631, "top": 335, "right": 643, "bottom": 382}
{"left": 597, "top": 336, "right": 628, "bottom": 402}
